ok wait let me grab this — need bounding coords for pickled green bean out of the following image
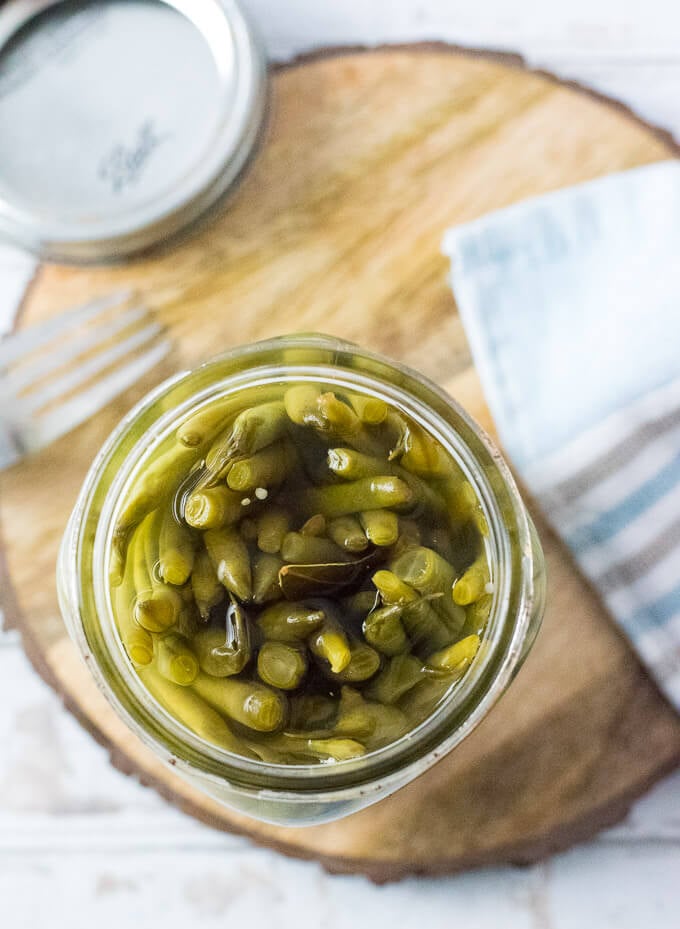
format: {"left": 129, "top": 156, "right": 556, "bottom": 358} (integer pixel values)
{"left": 204, "top": 527, "right": 252, "bottom": 601}
{"left": 426, "top": 634, "right": 480, "bottom": 675}
{"left": 191, "top": 548, "right": 223, "bottom": 619}
{"left": 192, "top": 621, "right": 250, "bottom": 677}
{"left": 327, "top": 515, "right": 368, "bottom": 553}
{"left": 257, "top": 641, "right": 307, "bottom": 690}
{"left": 366, "top": 654, "right": 425, "bottom": 704}
{"left": 192, "top": 674, "right": 286, "bottom": 732}
{"left": 360, "top": 509, "right": 399, "bottom": 547}
{"left": 142, "top": 667, "right": 255, "bottom": 756}
{"left": 346, "top": 393, "right": 388, "bottom": 424}
{"left": 301, "top": 476, "right": 413, "bottom": 519}
{"left": 156, "top": 633, "right": 199, "bottom": 686}
{"left": 363, "top": 604, "right": 408, "bottom": 656}
{"left": 281, "top": 531, "right": 348, "bottom": 565}
{"left": 256, "top": 507, "right": 291, "bottom": 554}
{"left": 158, "top": 510, "right": 195, "bottom": 586}
{"left": 252, "top": 552, "right": 284, "bottom": 604}
{"left": 453, "top": 552, "right": 490, "bottom": 605}
{"left": 257, "top": 601, "right": 326, "bottom": 642}
{"left": 309, "top": 622, "right": 352, "bottom": 674}
{"left": 227, "top": 440, "right": 295, "bottom": 492}
{"left": 184, "top": 485, "right": 244, "bottom": 530}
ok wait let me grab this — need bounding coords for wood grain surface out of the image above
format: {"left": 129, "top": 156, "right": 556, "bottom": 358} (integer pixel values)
{"left": 2, "top": 47, "right": 680, "bottom": 881}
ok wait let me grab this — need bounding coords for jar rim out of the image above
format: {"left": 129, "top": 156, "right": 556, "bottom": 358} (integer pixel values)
{"left": 62, "top": 334, "right": 538, "bottom": 800}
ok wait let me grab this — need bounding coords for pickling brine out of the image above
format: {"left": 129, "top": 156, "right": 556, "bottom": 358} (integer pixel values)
{"left": 109, "top": 379, "right": 492, "bottom": 764}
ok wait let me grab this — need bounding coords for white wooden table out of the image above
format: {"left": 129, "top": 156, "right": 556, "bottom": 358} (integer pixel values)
{"left": 3, "top": 2, "right": 680, "bottom": 926}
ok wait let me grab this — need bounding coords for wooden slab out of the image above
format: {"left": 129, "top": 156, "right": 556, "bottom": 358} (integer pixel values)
{"left": 2, "top": 47, "right": 680, "bottom": 881}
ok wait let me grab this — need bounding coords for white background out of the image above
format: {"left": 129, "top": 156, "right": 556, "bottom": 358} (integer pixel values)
{"left": 3, "top": 1, "right": 680, "bottom": 927}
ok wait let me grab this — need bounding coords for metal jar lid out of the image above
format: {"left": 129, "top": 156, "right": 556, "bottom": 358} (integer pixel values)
{"left": 0, "top": 0, "right": 267, "bottom": 262}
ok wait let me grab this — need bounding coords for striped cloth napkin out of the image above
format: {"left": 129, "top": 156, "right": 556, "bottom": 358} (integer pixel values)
{"left": 442, "top": 160, "right": 680, "bottom": 710}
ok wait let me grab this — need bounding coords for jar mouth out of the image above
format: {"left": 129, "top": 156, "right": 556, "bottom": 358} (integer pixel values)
{"left": 68, "top": 335, "right": 536, "bottom": 797}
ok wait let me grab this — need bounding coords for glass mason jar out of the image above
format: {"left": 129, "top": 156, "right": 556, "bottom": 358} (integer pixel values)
{"left": 58, "top": 334, "right": 546, "bottom": 826}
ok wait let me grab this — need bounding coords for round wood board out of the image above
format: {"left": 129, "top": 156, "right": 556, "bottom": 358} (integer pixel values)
{"left": 2, "top": 46, "right": 680, "bottom": 882}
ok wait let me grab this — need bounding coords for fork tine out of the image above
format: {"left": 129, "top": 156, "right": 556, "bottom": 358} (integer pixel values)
{"left": 5, "top": 304, "right": 148, "bottom": 394}
{"left": 19, "top": 321, "right": 164, "bottom": 415}
{"left": 24, "top": 340, "right": 171, "bottom": 451}
{"left": 0, "top": 289, "right": 133, "bottom": 368}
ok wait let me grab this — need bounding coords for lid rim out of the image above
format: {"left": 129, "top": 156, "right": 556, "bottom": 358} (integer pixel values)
{"left": 0, "top": 0, "right": 268, "bottom": 262}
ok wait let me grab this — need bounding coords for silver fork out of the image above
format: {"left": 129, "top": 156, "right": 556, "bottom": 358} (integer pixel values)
{"left": 0, "top": 290, "right": 171, "bottom": 471}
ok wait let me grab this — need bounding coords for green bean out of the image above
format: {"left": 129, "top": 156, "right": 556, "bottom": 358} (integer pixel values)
{"left": 327, "top": 515, "right": 368, "bottom": 553}
{"left": 158, "top": 510, "right": 195, "bottom": 586}
{"left": 426, "top": 634, "right": 481, "bottom": 675}
{"left": 363, "top": 604, "right": 409, "bottom": 656}
{"left": 252, "top": 552, "right": 284, "bottom": 604}
{"left": 326, "top": 447, "right": 384, "bottom": 480}
{"left": 327, "top": 449, "right": 447, "bottom": 518}
{"left": 309, "top": 622, "right": 352, "bottom": 674}
{"left": 434, "top": 599, "right": 467, "bottom": 638}
{"left": 391, "top": 546, "right": 455, "bottom": 597}
{"left": 299, "top": 513, "right": 326, "bottom": 537}
{"left": 133, "top": 515, "right": 182, "bottom": 633}
{"left": 112, "top": 443, "right": 203, "bottom": 572}
{"left": 372, "top": 569, "right": 416, "bottom": 604}
{"left": 360, "top": 509, "right": 399, "bottom": 546}
{"left": 257, "top": 601, "right": 325, "bottom": 642}
{"left": 156, "top": 633, "right": 199, "bottom": 686}
{"left": 229, "top": 401, "right": 289, "bottom": 454}
{"left": 316, "top": 393, "right": 385, "bottom": 456}
{"left": 316, "top": 392, "right": 361, "bottom": 433}
{"left": 305, "top": 737, "right": 366, "bottom": 760}
{"left": 288, "top": 694, "right": 337, "bottom": 731}
{"left": 192, "top": 674, "right": 286, "bottom": 732}
{"left": 257, "top": 641, "right": 307, "bottom": 690}
{"left": 113, "top": 545, "right": 154, "bottom": 666}
{"left": 335, "top": 687, "right": 409, "bottom": 746}
{"left": 345, "top": 393, "right": 388, "bottom": 424}
{"left": 453, "top": 552, "right": 490, "bottom": 605}
{"left": 439, "top": 478, "right": 479, "bottom": 522}
{"left": 332, "top": 640, "right": 381, "bottom": 682}
{"left": 383, "top": 411, "right": 411, "bottom": 461}
{"left": 192, "top": 617, "right": 250, "bottom": 678}
{"left": 202, "top": 401, "right": 289, "bottom": 483}
{"left": 301, "top": 476, "right": 413, "bottom": 519}
{"left": 259, "top": 734, "right": 365, "bottom": 763}
{"left": 392, "top": 543, "right": 467, "bottom": 634}
{"left": 366, "top": 654, "right": 425, "bottom": 704}
{"left": 399, "top": 421, "right": 456, "bottom": 478}
{"left": 463, "top": 594, "right": 493, "bottom": 636}
{"left": 191, "top": 549, "right": 223, "bottom": 619}
{"left": 283, "top": 384, "right": 323, "bottom": 425}
{"left": 256, "top": 507, "right": 291, "bottom": 554}
{"left": 141, "top": 667, "right": 255, "bottom": 756}
{"left": 333, "top": 687, "right": 374, "bottom": 737}
{"left": 398, "top": 676, "right": 451, "bottom": 721}
{"left": 226, "top": 440, "right": 295, "bottom": 492}
{"left": 184, "top": 486, "right": 244, "bottom": 530}
{"left": 177, "top": 396, "right": 241, "bottom": 448}
{"left": 281, "top": 531, "right": 348, "bottom": 565}
{"left": 372, "top": 569, "right": 450, "bottom": 650}
{"left": 204, "top": 527, "right": 252, "bottom": 601}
